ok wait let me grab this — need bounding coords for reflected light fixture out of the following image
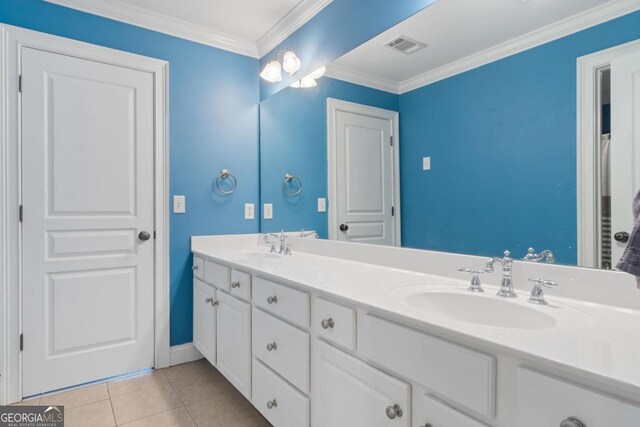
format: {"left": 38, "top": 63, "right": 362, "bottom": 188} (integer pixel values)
{"left": 310, "top": 66, "right": 326, "bottom": 79}
{"left": 289, "top": 66, "right": 326, "bottom": 89}
{"left": 260, "top": 59, "right": 282, "bottom": 83}
{"left": 282, "top": 50, "right": 302, "bottom": 75}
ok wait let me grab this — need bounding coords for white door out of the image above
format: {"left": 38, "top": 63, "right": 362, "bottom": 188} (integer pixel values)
{"left": 312, "top": 340, "right": 410, "bottom": 427}
{"left": 21, "top": 47, "right": 155, "bottom": 396}
{"left": 611, "top": 49, "right": 640, "bottom": 264}
{"left": 216, "top": 291, "right": 251, "bottom": 398}
{"left": 332, "top": 105, "right": 397, "bottom": 245}
{"left": 193, "top": 279, "right": 217, "bottom": 366}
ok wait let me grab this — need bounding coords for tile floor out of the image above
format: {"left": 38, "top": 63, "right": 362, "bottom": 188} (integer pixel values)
{"left": 13, "top": 359, "right": 271, "bottom": 427}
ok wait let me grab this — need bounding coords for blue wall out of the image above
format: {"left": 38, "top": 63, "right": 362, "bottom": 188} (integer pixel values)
{"left": 399, "top": 11, "right": 640, "bottom": 264}
{"left": 260, "top": 0, "right": 437, "bottom": 99}
{"left": 0, "top": 0, "right": 260, "bottom": 346}
{"left": 260, "top": 77, "right": 398, "bottom": 235}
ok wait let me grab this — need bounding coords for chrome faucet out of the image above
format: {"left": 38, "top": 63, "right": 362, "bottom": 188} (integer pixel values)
{"left": 299, "top": 229, "right": 319, "bottom": 239}
{"left": 523, "top": 247, "right": 555, "bottom": 263}
{"left": 527, "top": 278, "right": 558, "bottom": 305}
{"left": 264, "top": 231, "right": 291, "bottom": 255}
{"left": 485, "top": 250, "right": 517, "bottom": 298}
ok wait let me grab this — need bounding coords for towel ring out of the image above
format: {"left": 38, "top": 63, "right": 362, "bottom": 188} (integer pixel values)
{"left": 215, "top": 169, "right": 237, "bottom": 195}
{"left": 282, "top": 173, "right": 302, "bottom": 197}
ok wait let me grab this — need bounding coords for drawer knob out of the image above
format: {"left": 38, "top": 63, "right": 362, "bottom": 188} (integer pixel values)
{"left": 231, "top": 281, "right": 240, "bottom": 289}
{"left": 321, "top": 318, "right": 335, "bottom": 329}
{"left": 421, "top": 424, "right": 433, "bottom": 427}
{"left": 205, "top": 297, "right": 218, "bottom": 307}
{"left": 266, "top": 342, "right": 277, "bottom": 351}
{"left": 192, "top": 265, "right": 199, "bottom": 271}
{"left": 561, "top": 417, "right": 586, "bottom": 427}
{"left": 385, "top": 404, "right": 403, "bottom": 420}
{"left": 267, "top": 296, "right": 278, "bottom": 304}
{"left": 266, "top": 399, "right": 277, "bottom": 409}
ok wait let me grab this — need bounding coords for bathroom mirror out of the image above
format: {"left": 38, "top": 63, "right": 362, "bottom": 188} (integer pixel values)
{"left": 259, "top": 0, "right": 640, "bottom": 269}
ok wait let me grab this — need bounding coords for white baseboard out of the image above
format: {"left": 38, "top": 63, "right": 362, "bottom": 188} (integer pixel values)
{"left": 169, "top": 343, "right": 203, "bottom": 366}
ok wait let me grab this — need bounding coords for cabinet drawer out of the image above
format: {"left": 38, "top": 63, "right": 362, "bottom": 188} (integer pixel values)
{"left": 192, "top": 256, "right": 204, "bottom": 280}
{"left": 253, "top": 308, "right": 310, "bottom": 394}
{"left": 252, "top": 358, "right": 309, "bottom": 427}
{"left": 203, "top": 260, "right": 230, "bottom": 291}
{"left": 253, "top": 277, "right": 309, "bottom": 328}
{"left": 516, "top": 367, "right": 640, "bottom": 426}
{"left": 414, "top": 393, "right": 488, "bottom": 427}
{"left": 313, "top": 297, "right": 356, "bottom": 351}
{"left": 358, "top": 313, "right": 495, "bottom": 418}
{"left": 230, "top": 269, "right": 251, "bottom": 301}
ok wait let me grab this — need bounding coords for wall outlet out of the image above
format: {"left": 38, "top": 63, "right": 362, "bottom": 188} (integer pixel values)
{"left": 244, "top": 203, "right": 255, "bottom": 220}
{"left": 263, "top": 203, "right": 273, "bottom": 220}
{"left": 173, "top": 195, "right": 185, "bottom": 213}
{"left": 423, "top": 156, "right": 431, "bottom": 171}
{"left": 317, "top": 198, "right": 327, "bottom": 213}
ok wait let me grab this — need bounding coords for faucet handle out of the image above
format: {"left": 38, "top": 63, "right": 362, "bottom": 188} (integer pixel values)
{"left": 527, "top": 278, "right": 558, "bottom": 305}
{"left": 458, "top": 268, "right": 485, "bottom": 293}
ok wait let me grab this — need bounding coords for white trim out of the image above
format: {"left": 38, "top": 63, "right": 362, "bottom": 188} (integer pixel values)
{"left": 0, "top": 24, "right": 170, "bottom": 404}
{"left": 326, "top": 98, "right": 401, "bottom": 246}
{"left": 326, "top": 0, "right": 640, "bottom": 95}
{"left": 256, "top": 0, "right": 333, "bottom": 58}
{"left": 576, "top": 39, "right": 640, "bottom": 268}
{"left": 43, "top": 0, "right": 258, "bottom": 58}
{"left": 169, "top": 343, "right": 204, "bottom": 366}
{"left": 325, "top": 64, "right": 400, "bottom": 94}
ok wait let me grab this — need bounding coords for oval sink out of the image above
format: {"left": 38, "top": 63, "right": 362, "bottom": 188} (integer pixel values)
{"left": 233, "top": 252, "right": 283, "bottom": 262}
{"left": 405, "top": 292, "right": 557, "bottom": 330}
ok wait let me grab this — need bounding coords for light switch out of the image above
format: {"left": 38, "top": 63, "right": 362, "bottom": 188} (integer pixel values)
{"left": 244, "top": 203, "right": 255, "bottom": 220}
{"left": 318, "top": 198, "right": 326, "bottom": 213}
{"left": 173, "top": 195, "right": 185, "bottom": 213}
{"left": 423, "top": 157, "right": 431, "bottom": 171}
{"left": 263, "top": 203, "right": 273, "bottom": 220}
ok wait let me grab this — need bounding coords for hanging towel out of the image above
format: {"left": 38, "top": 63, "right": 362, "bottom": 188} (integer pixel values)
{"left": 617, "top": 190, "right": 640, "bottom": 287}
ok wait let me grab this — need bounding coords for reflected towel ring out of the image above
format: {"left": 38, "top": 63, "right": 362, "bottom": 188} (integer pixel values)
{"left": 215, "top": 169, "right": 238, "bottom": 195}
{"left": 283, "top": 173, "right": 302, "bottom": 197}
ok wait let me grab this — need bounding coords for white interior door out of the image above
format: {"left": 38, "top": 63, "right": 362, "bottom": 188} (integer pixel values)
{"left": 611, "top": 49, "right": 640, "bottom": 264}
{"left": 21, "top": 46, "right": 155, "bottom": 396}
{"left": 333, "top": 107, "right": 396, "bottom": 245}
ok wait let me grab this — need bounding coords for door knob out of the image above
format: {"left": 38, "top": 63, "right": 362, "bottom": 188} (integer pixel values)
{"left": 339, "top": 224, "right": 349, "bottom": 232}
{"left": 614, "top": 231, "right": 630, "bottom": 243}
{"left": 139, "top": 231, "right": 151, "bottom": 241}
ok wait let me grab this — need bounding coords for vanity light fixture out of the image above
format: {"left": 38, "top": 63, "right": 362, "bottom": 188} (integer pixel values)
{"left": 260, "top": 59, "right": 282, "bottom": 83}
{"left": 289, "top": 66, "right": 326, "bottom": 89}
{"left": 260, "top": 50, "right": 301, "bottom": 83}
{"left": 310, "top": 66, "right": 326, "bottom": 79}
{"left": 282, "top": 50, "right": 302, "bottom": 75}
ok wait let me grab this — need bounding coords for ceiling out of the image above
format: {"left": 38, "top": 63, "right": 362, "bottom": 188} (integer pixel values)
{"left": 45, "top": 0, "right": 333, "bottom": 57}
{"left": 328, "top": 0, "right": 640, "bottom": 93}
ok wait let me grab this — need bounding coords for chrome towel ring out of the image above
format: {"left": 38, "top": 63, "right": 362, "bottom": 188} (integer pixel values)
{"left": 215, "top": 169, "right": 237, "bottom": 195}
{"left": 283, "top": 173, "right": 302, "bottom": 197}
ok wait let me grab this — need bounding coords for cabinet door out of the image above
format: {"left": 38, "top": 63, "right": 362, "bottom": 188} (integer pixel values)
{"left": 193, "top": 278, "right": 216, "bottom": 365}
{"left": 312, "top": 340, "right": 410, "bottom": 427}
{"left": 217, "top": 291, "right": 251, "bottom": 398}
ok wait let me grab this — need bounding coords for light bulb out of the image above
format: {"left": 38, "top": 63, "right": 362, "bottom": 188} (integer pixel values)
{"left": 290, "top": 80, "right": 301, "bottom": 88}
{"left": 310, "top": 66, "right": 326, "bottom": 79}
{"left": 260, "top": 59, "right": 282, "bottom": 83}
{"left": 282, "top": 51, "right": 301, "bottom": 75}
{"left": 299, "top": 76, "right": 317, "bottom": 88}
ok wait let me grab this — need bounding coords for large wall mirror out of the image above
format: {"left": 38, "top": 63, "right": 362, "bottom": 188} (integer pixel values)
{"left": 259, "top": 0, "right": 640, "bottom": 270}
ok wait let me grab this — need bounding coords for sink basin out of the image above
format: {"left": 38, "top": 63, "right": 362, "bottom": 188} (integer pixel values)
{"left": 405, "top": 292, "right": 557, "bottom": 330}
{"left": 234, "top": 252, "right": 283, "bottom": 262}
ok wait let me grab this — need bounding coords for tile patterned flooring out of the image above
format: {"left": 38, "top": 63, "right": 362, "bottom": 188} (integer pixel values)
{"left": 13, "top": 359, "right": 271, "bottom": 427}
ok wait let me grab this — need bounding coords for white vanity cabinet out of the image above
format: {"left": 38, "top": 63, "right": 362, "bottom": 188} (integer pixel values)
{"left": 193, "top": 277, "right": 217, "bottom": 365}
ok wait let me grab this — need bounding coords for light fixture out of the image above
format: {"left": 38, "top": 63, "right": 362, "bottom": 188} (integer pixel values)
{"left": 282, "top": 50, "right": 302, "bottom": 75}
{"left": 310, "top": 66, "right": 326, "bottom": 79}
{"left": 260, "top": 59, "right": 282, "bottom": 83}
{"left": 290, "top": 75, "right": 318, "bottom": 89}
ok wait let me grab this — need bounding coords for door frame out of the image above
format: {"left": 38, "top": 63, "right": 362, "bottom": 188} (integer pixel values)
{"left": 576, "top": 39, "right": 640, "bottom": 268}
{"left": 326, "top": 98, "right": 401, "bottom": 245}
{"left": 0, "top": 24, "right": 170, "bottom": 404}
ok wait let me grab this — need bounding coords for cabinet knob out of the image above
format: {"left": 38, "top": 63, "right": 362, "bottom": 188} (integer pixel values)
{"left": 231, "top": 281, "right": 240, "bottom": 289}
{"left": 266, "top": 399, "right": 277, "bottom": 409}
{"left": 205, "top": 297, "right": 212, "bottom": 304}
{"left": 267, "top": 296, "right": 278, "bottom": 304}
{"left": 192, "top": 265, "right": 199, "bottom": 271}
{"left": 560, "top": 417, "right": 586, "bottom": 427}
{"left": 421, "top": 424, "right": 433, "bottom": 427}
{"left": 212, "top": 299, "right": 219, "bottom": 307}
{"left": 266, "top": 342, "right": 277, "bottom": 351}
{"left": 385, "top": 404, "right": 403, "bottom": 419}
{"left": 321, "top": 318, "right": 335, "bottom": 329}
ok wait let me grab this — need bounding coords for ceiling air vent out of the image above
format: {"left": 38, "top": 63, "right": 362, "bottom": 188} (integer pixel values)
{"left": 385, "top": 36, "right": 427, "bottom": 55}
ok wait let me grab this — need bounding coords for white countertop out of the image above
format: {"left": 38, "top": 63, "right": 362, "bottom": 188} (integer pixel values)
{"left": 192, "top": 235, "right": 640, "bottom": 399}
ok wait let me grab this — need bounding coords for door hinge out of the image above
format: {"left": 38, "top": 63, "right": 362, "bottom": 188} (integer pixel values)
{"left": 19, "top": 334, "right": 23, "bottom": 351}
{"left": 19, "top": 205, "right": 23, "bottom": 222}
{"left": 390, "top": 136, "right": 393, "bottom": 146}
{"left": 18, "top": 74, "right": 22, "bottom": 93}
{"left": 391, "top": 206, "right": 395, "bottom": 216}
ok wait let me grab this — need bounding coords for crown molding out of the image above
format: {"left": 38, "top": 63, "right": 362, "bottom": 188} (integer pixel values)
{"left": 44, "top": 0, "right": 259, "bottom": 57}
{"left": 398, "top": 0, "right": 640, "bottom": 93}
{"left": 256, "top": 0, "right": 333, "bottom": 58}
{"left": 325, "top": 64, "right": 400, "bottom": 94}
